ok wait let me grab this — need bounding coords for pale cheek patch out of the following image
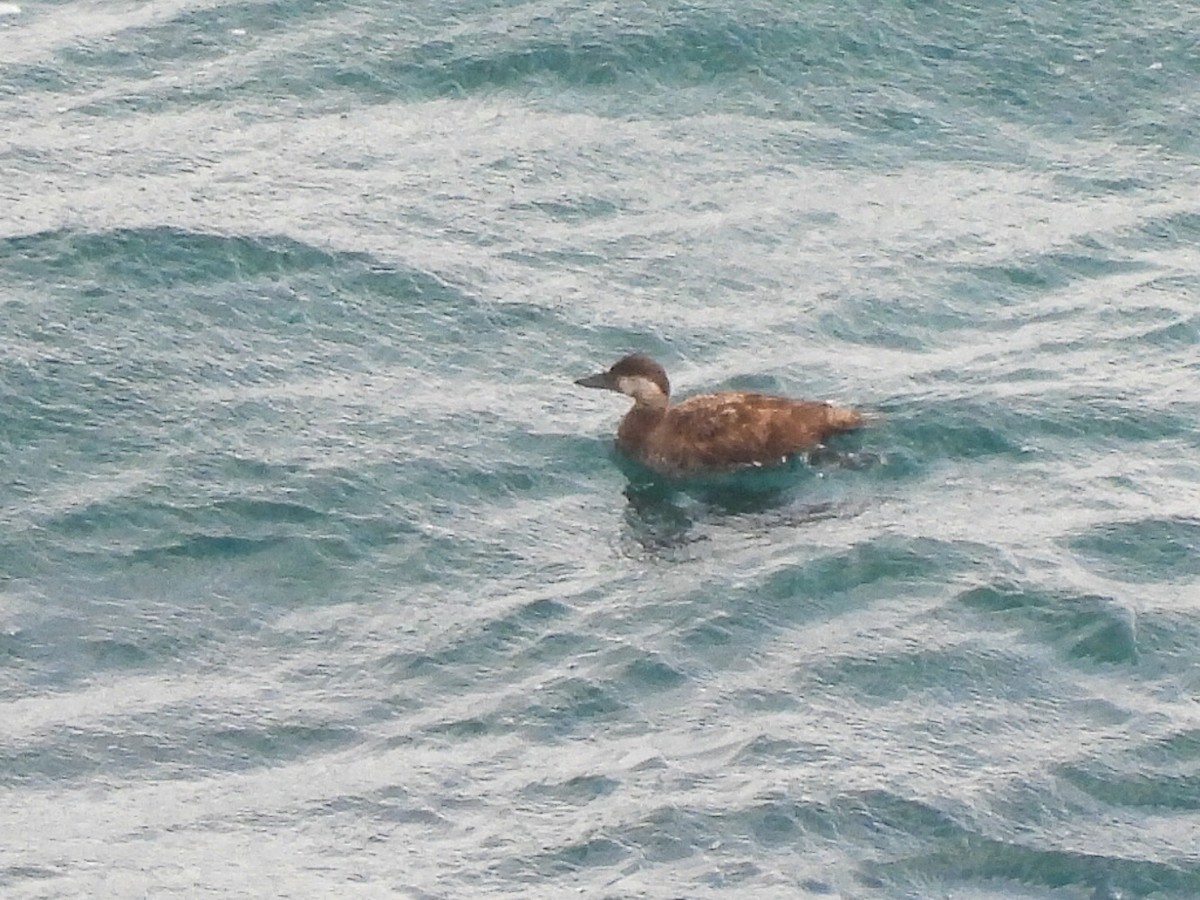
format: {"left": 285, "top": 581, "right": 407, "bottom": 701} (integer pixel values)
{"left": 616, "top": 376, "right": 666, "bottom": 405}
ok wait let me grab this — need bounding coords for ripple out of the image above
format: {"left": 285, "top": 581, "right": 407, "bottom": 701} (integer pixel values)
{"left": 760, "top": 535, "right": 976, "bottom": 606}
{"left": 521, "top": 773, "right": 619, "bottom": 806}
{"left": 873, "top": 830, "right": 1200, "bottom": 898}
{"left": 803, "top": 643, "right": 1037, "bottom": 704}
{"left": 521, "top": 676, "right": 627, "bottom": 735}
{"left": 3, "top": 227, "right": 344, "bottom": 286}
{"left": 882, "top": 403, "right": 1030, "bottom": 462}
{"left": 621, "top": 654, "right": 688, "bottom": 692}
{"left": 959, "top": 582, "right": 1138, "bottom": 664}
{"left": 732, "top": 734, "right": 833, "bottom": 768}
{"left": 539, "top": 835, "right": 628, "bottom": 875}
{"left": 1061, "top": 766, "right": 1200, "bottom": 811}
{"left": 1069, "top": 516, "right": 1200, "bottom": 583}
{"left": 311, "top": 787, "right": 451, "bottom": 828}
{"left": 0, "top": 865, "right": 62, "bottom": 889}
{"left": 385, "top": 596, "right": 578, "bottom": 680}
{"left": 0, "top": 715, "right": 358, "bottom": 786}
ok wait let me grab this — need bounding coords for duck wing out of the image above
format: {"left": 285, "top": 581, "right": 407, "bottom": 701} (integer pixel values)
{"left": 655, "top": 391, "right": 863, "bottom": 471}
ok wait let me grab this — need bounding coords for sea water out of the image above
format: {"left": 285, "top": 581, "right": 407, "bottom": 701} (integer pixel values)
{"left": 2, "top": 1, "right": 1199, "bottom": 897}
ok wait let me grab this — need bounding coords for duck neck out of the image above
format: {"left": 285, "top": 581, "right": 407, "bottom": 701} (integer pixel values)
{"left": 617, "top": 398, "right": 668, "bottom": 451}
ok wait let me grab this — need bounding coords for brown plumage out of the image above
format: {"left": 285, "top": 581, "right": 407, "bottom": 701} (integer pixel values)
{"left": 575, "top": 353, "right": 864, "bottom": 476}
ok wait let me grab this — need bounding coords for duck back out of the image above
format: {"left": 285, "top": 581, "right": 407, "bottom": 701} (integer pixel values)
{"left": 620, "top": 390, "right": 863, "bottom": 474}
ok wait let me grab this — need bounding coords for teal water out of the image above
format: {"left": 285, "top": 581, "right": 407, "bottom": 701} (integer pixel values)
{"left": 3, "top": 1, "right": 1199, "bottom": 897}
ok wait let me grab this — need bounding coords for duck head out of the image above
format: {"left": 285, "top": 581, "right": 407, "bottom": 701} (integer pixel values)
{"left": 575, "top": 354, "right": 671, "bottom": 408}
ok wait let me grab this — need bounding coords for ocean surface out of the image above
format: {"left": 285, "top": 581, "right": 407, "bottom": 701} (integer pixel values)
{"left": 3, "top": 0, "right": 1199, "bottom": 897}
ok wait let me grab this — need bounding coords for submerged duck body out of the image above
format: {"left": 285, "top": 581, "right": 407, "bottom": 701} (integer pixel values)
{"left": 575, "top": 353, "right": 864, "bottom": 476}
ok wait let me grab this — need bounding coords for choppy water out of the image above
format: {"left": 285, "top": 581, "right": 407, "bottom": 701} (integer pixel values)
{"left": 3, "top": 1, "right": 1200, "bottom": 897}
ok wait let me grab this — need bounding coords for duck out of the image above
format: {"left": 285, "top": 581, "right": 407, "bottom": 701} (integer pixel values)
{"left": 575, "top": 353, "right": 864, "bottom": 476}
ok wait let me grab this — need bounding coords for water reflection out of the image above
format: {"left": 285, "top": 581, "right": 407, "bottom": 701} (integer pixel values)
{"left": 616, "top": 448, "right": 875, "bottom": 556}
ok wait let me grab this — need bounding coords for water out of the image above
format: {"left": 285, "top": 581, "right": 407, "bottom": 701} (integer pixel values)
{"left": 2, "top": 1, "right": 1199, "bottom": 897}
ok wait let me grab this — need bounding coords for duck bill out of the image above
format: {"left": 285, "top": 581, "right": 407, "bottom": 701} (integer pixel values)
{"left": 574, "top": 371, "right": 612, "bottom": 390}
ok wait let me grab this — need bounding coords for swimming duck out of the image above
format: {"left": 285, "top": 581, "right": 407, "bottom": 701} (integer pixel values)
{"left": 575, "top": 353, "right": 864, "bottom": 476}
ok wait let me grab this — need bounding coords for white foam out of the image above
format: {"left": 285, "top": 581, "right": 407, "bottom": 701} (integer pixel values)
{"left": 0, "top": 3, "right": 22, "bottom": 14}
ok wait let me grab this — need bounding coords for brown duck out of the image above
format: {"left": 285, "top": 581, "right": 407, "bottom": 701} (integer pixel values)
{"left": 575, "top": 353, "right": 865, "bottom": 476}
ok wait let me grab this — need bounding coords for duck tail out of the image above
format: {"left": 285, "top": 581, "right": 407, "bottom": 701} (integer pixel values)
{"left": 827, "top": 404, "right": 868, "bottom": 431}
